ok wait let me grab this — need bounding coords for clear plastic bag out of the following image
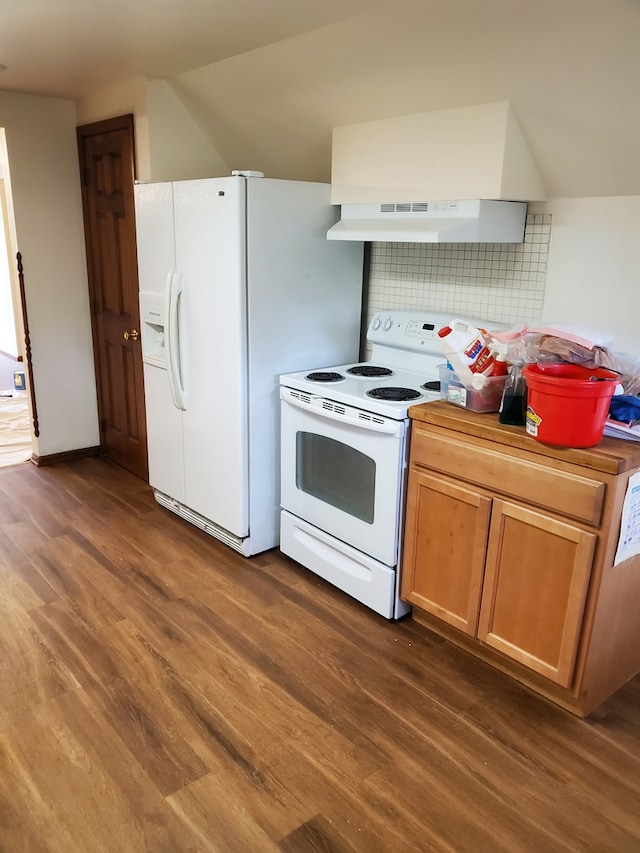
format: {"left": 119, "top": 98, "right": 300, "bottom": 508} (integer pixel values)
{"left": 608, "top": 352, "right": 640, "bottom": 397}
{"left": 522, "top": 333, "right": 616, "bottom": 369}
{"left": 489, "top": 323, "right": 640, "bottom": 397}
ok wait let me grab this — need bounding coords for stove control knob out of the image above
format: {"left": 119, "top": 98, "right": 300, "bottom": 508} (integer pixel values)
{"left": 372, "top": 317, "right": 381, "bottom": 331}
{"left": 383, "top": 318, "right": 393, "bottom": 331}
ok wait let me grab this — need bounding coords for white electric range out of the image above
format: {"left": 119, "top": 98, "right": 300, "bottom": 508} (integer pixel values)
{"left": 279, "top": 308, "right": 505, "bottom": 619}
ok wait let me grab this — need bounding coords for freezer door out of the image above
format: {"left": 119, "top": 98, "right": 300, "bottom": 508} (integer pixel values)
{"left": 134, "top": 182, "right": 176, "bottom": 297}
{"left": 135, "top": 182, "right": 185, "bottom": 502}
{"left": 173, "top": 178, "right": 249, "bottom": 537}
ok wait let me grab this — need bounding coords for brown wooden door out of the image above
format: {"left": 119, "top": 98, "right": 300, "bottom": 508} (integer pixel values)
{"left": 401, "top": 469, "right": 491, "bottom": 635}
{"left": 478, "top": 499, "right": 595, "bottom": 687}
{"left": 77, "top": 115, "right": 148, "bottom": 480}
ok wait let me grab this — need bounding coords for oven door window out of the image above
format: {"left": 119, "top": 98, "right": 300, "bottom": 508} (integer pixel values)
{"left": 296, "top": 431, "right": 375, "bottom": 523}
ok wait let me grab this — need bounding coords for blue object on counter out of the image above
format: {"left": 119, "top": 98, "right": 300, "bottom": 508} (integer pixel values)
{"left": 609, "top": 395, "right": 640, "bottom": 424}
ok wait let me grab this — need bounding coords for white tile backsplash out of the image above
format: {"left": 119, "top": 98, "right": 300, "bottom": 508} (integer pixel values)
{"left": 367, "top": 213, "right": 551, "bottom": 329}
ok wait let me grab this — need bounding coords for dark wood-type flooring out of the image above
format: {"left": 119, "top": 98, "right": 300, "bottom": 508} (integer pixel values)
{"left": 0, "top": 458, "right": 639, "bottom": 852}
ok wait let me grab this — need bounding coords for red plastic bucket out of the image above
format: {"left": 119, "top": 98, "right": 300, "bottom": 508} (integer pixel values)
{"left": 523, "top": 363, "right": 619, "bottom": 448}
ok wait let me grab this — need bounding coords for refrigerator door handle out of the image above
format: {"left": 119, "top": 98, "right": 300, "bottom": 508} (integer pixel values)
{"left": 166, "top": 269, "right": 187, "bottom": 411}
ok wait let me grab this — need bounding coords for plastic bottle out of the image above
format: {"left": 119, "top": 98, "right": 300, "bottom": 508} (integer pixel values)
{"left": 437, "top": 321, "right": 495, "bottom": 386}
{"left": 498, "top": 358, "right": 527, "bottom": 425}
{"left": 491, "top": 353, "right": 508, "bottom": 376}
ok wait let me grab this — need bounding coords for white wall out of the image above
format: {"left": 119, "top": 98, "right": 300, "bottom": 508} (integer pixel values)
{"left": 146, "top": 80, "right": 229, "bottom": 181}
{"left": 0, "top": 178, "right": 18, "bottom": 358}
{"left": 75, "top": 78, "right": 151, "bottom": 180}
{"left": 542, "top": 197, "right": 640, "bottom": 358}
{"left": 0, "top": 90, "right": 99, "bottom": 455}
{"left": 76, "top": 78, "right": 228, "bottom": 183}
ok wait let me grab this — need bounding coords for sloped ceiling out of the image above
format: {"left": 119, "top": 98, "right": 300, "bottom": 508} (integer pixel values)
{"left": 167, "top": 0, "right": 640, "bottom": 199}
{"left": 2, "top": 0, "right": 638, "bottom": 199}
{"left": 0, "top": 0, "right": 388, "bottom": 98}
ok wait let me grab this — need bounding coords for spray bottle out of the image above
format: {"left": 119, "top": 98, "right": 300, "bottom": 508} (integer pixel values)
{"left": 498, "top": 348, "right": 527, "bottom": 426}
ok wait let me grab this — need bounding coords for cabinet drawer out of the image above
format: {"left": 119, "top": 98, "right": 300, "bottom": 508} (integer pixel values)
{"left": 410, "top": 427, "right": 605, "bottom": 526}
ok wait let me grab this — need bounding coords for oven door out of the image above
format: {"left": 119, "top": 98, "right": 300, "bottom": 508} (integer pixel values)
{"left": 280, "top": 386, "right": 407, "bottom": 567}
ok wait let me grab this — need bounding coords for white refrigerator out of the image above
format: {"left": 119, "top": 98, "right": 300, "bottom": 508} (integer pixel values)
{"left": 135, "top": 172, "right": 363, "bottom": 556}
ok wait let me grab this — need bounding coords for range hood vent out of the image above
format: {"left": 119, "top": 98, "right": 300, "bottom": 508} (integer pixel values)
{"left": 380, "top": 202, "right": 431, "bottom": 214}
{"left": 327, "top": 199, "right": 527, "bottom": 243}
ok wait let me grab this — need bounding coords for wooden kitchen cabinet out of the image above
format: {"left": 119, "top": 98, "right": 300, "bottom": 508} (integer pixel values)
{"left": 401, "top": 401, "right": 640, "bottom": 715}
{"left": 402, "top": 469, "right": 490, "bottom": 636}
{"left": 478, "top": 500, "right": 595, "bottom": 687}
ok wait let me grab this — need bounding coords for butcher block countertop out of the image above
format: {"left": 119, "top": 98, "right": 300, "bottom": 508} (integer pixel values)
{"left": 408, "top": 400, "right": 640, "bottom": 476}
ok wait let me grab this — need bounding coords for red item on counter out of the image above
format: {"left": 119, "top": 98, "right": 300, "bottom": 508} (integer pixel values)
{"left": 491, "top": 356, "right": 508, "bottom": 376}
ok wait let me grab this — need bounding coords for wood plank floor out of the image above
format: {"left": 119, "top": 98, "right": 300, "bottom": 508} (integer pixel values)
{"left": 0, "top": 457, "right": 639, "bottom": 852}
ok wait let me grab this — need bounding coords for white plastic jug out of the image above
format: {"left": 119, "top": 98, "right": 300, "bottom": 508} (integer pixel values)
{"left": 437, "top": 320, "right": 495, "bottom": 386}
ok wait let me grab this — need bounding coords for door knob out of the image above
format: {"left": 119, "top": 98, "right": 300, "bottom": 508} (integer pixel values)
{"left": 123, "top": 329, "right": 139, "bottom": 342}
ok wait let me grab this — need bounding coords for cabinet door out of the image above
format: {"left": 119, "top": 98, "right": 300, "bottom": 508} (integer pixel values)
{"left": 478, "top": 500, "right": 595, "bottom": 687}
{"left": 401, "top": 470, "right": 491, "bottom": 634}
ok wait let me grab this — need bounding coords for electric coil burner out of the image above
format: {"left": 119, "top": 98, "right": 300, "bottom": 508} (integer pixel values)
{"left": 347, "top": 365, "right": 393, "bottom": 377}
{"left": 305, "top": 371, "right": 344, "bottom": 382}
{"left": 367, "top": 387, "right": 422, "bottom": 401}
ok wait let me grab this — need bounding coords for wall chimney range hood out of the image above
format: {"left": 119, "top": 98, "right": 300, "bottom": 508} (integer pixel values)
{"left": 326, "top": 199, "right": 527, "bottom": 243}
{"left": 327, "top": 102, "right": 544, "bottom": 243}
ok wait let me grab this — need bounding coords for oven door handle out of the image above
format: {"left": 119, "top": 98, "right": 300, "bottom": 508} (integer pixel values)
{"left": 281, "top": 389, "right": 403, "bottom": 436}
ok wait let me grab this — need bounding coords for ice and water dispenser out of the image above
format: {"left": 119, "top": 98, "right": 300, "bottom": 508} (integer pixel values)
{"left": 139, "top": 292, "right": 167, "bottom": 368}
{"left": 140, "top": 287, "right": 187, "bottom": 411}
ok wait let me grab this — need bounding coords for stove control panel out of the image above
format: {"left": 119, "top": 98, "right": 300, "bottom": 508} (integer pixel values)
{"left": 404, "top": 319, "right": 440, "bottom": 339}
{"left": 367, "top": 310, "right": 507, "bottom": 354}
{"left": 367, "top": 310, "right": 454, "bottom": 353}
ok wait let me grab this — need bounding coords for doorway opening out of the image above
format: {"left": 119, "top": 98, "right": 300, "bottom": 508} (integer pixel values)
{"left": 0, "top": 128, "right": 34, "bottom": 468}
